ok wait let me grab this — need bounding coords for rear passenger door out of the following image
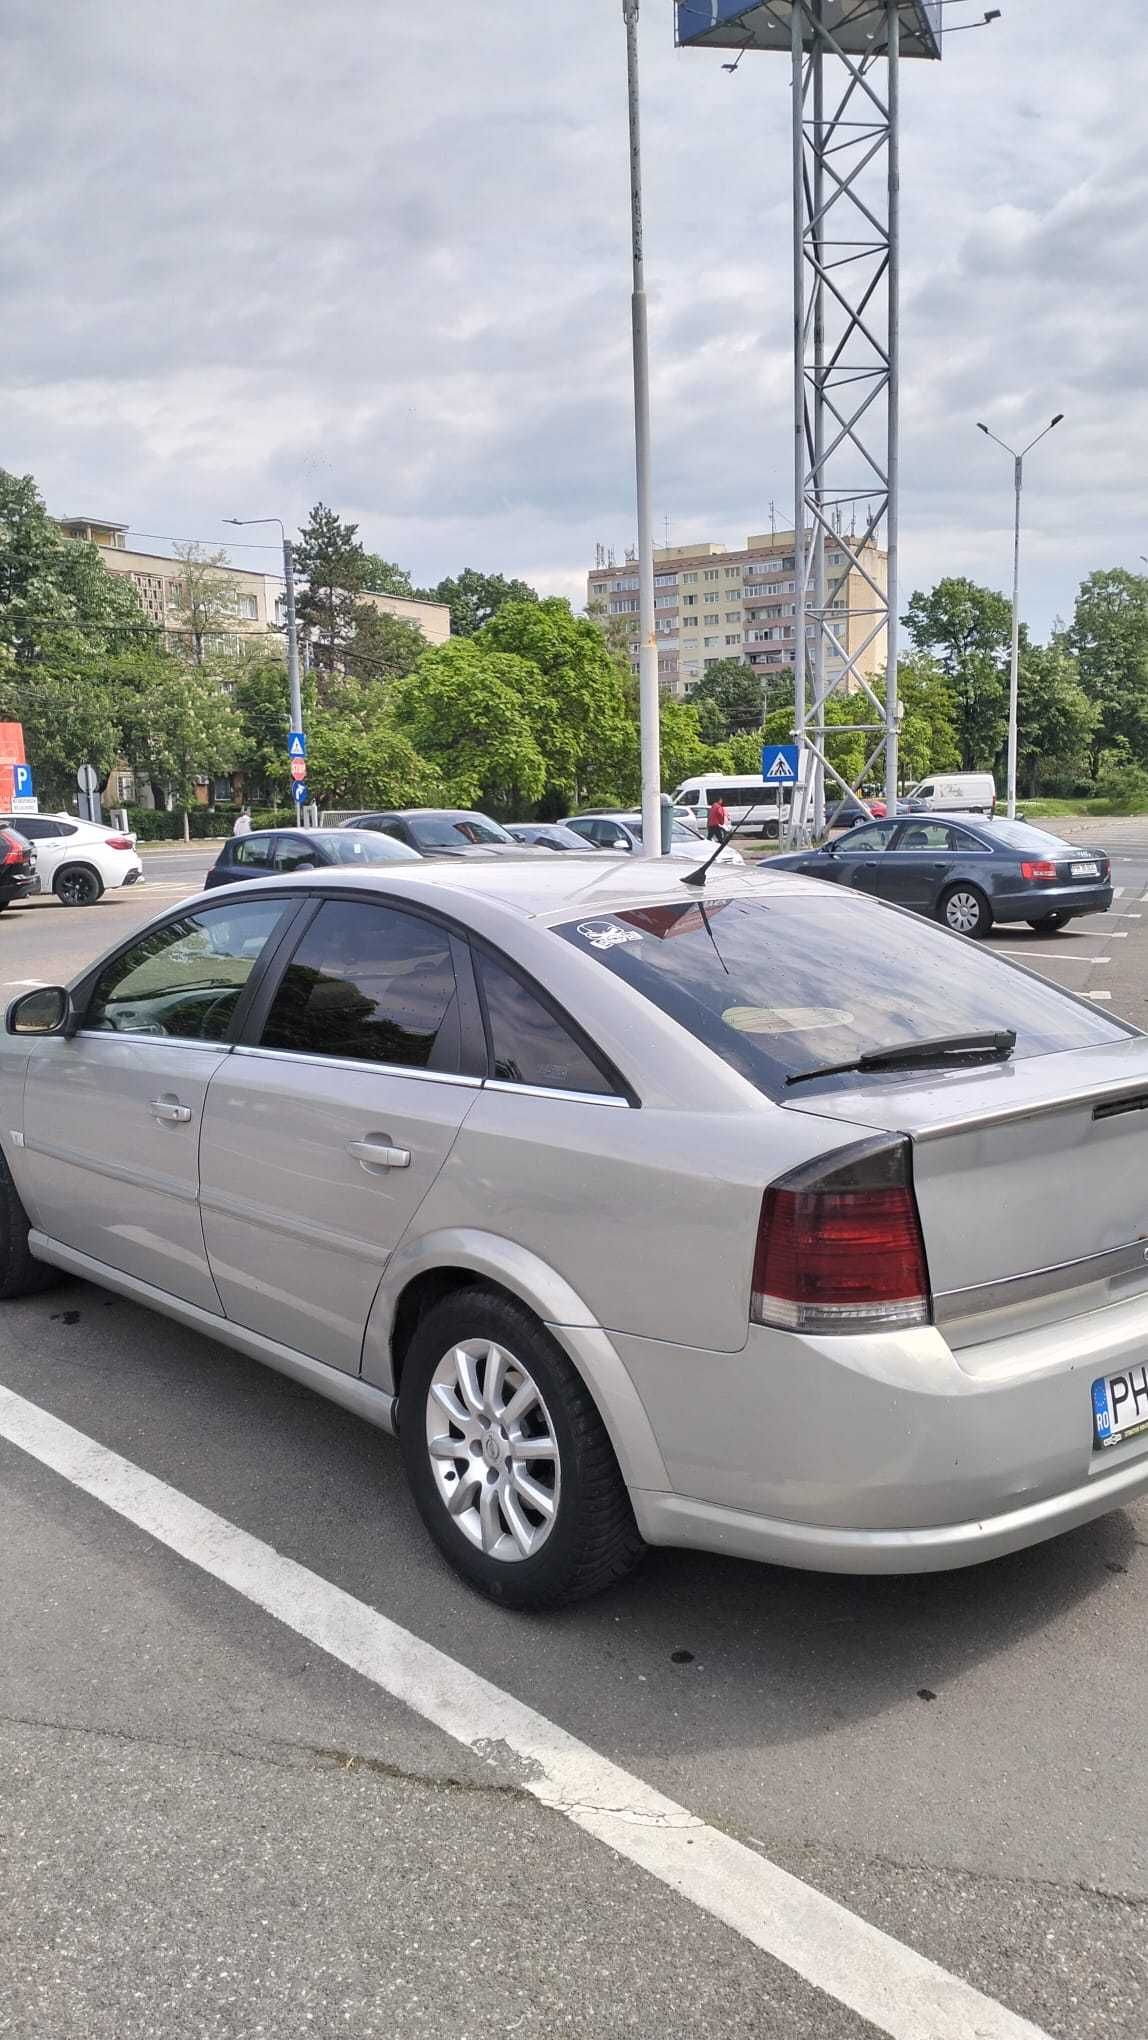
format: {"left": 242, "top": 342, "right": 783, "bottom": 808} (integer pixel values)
{"left": 198, "top": 895, "right": 481, "bottom": 1373}
{"left": 880, "top": 822, "right": 957, "bottom": 912}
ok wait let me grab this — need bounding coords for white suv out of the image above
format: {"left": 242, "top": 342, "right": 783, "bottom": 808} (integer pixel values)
{"left": 0, "top": 815, "right": 144, "bottom": 905}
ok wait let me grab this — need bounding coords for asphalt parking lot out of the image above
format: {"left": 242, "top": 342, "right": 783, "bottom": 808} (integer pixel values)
{"left": 2, "top": 832, "right": 1147, "bottom": 2040}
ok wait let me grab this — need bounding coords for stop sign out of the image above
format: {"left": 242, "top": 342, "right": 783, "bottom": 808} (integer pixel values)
{"left": 290, "top": 757, "right": 307, "bottom": 782}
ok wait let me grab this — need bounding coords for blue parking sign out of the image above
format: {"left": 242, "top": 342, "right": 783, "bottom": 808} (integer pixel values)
{"left": 12, "top": 764, "right": 33, "bottom": 799}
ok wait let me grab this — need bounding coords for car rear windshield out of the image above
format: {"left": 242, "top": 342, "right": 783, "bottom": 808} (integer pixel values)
{"left": 319, "top": 832, "right": 420, "bottom": 864}
{"left": 981, "top": 819, "right": 1076, "bottom": 854}
{"left": 409, "top": 814, "right": 512, "bottom": 848}
{"left": 555, "top": 894, "right": 1131, "bottom": 1099}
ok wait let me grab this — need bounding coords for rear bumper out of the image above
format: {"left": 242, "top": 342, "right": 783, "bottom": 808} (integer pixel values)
{"left": 991, "top": 882, "right": 1112, "bottom": 923}
{"left": 633, "top": 1446, "right": 1148, "bottom": 1572}
{"left": 610, "top": 1293, "right": 1148, "bottom": 1574}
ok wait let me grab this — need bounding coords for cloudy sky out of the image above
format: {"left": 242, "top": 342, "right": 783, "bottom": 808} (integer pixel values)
{"left": 5, "top": 0, "right": 1147, "bottom": 635}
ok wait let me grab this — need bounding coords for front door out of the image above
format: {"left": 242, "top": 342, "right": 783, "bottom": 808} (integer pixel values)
{"left": 19, "top": 896, "right": 292, "bottom": 1311}
{"left": 198, "top": 895, "right": 479, "bottom": 1372}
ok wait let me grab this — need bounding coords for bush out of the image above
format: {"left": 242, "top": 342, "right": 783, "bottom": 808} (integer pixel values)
{"left": 124, "top": 805, "right": 284, "bottom": 840}
{"left": 1092, "top": 766, "right": 1148, "bottom": 815}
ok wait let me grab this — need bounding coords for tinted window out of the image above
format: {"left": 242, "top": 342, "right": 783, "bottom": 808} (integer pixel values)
{"left": 555, "top": 895, "right": 1129, "bottom": 1100}
{"left": 273, "top": 836, "right": 323, "bottom": 872}
{"left": 87, "top": 900, "right": 288, "bottom": 1040}
{"left": 983, "top": 820, "right": 1072, "bottom": 855}
{"left": 234, "top": 835, "right": 274, "bottom": 867}
{"left": 836, "top": 823, "right": 894, "bottom": 853}
{"left": 477, "top": 952, "right": 614, "bottom": 1096}
{"left": 320, "top": 832, "right": 421, "bottom": 866}
{"left": 407, "top": 813, "right": 513, "bottom": 848}
{"left": 895, "top": 823, "right": 958, "bottom": 851}
{"left": 7, "top": 817, "right": 63, "bottom": 839}
{"left": 261, "top": 900, "right": 457, "bottom": 1069}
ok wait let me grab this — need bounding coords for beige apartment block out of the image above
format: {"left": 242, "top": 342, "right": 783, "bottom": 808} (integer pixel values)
{"left": 58, "top": 517, "right": 451, "bottom": 658}
{"left": 587, "top": 530, "right": 888, "bottom": 702}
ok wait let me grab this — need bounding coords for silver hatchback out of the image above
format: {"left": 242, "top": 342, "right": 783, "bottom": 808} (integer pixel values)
{"left": 5, "top": 857, "right": 1148, "bottom": 1609}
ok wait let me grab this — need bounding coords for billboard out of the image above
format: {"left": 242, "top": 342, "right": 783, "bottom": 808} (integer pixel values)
{"left": 676, "top": 2, "right": 941, "bottom": 60}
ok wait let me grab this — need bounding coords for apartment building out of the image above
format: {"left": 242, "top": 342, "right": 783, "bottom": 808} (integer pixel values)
{"left": 57, "top": 517, "right": 450, "bottom": 656}
{"left": 587, "top": 529, "right": 888, "bottom": 701}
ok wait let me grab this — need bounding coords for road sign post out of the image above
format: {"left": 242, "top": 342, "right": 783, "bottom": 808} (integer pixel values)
{"left": 76, "top": 761, "right": 102, "bottom": 826}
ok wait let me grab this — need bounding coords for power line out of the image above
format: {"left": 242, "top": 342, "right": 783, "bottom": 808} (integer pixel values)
{"left": 123, "top": 529, "right": 286, "bottom": 556}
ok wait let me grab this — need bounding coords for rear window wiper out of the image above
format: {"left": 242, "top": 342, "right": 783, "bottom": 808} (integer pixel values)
{"left": 785, "top": 1029, "right": 1017, "bottom": 1087}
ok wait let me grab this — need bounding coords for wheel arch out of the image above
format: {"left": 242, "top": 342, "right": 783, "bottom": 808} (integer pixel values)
{"left": 53, "top": 860, "right": 104, "bottom": 900}
{"left": 362, "top": 1229, "right": 669, "bottom": 1494}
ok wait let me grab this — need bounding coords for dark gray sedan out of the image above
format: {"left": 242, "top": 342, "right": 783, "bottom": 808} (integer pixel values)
{"left": 770, "top": 814, "right": 1113, "bottom": 938}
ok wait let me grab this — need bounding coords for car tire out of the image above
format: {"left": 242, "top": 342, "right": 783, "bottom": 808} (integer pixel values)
{"left": 53, "top": 865, "right": 104, "bottom": 907}
{"left": 0, "top": 1151, "right": 61, "bottom": 1301}
{"left": 939, "top": 884, "right": 991, "bottom": 938}
{"left": 1027, "top": 913, "right": 1073, "bottom": 933}
{"left": 398, "top": 1287, "right": 645, "bottom": 1609}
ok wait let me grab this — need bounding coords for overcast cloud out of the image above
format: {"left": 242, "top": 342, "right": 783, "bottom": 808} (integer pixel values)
{"left": 4, "top": 0, "right": 1147, "bottom": 633}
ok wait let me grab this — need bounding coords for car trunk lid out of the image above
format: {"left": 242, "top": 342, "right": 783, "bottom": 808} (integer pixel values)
{"left": 785, "top": 1038, "right": 1148, "bottom": 1346}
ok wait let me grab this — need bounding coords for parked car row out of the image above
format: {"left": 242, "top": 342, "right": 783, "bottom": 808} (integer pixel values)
{"left": 0, "top": 814, "right": 145, "bottom": 907}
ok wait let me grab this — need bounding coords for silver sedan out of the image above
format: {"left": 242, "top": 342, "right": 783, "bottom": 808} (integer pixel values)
{"left": 4, "top": 856, "right": 1148, "bottom": 1609}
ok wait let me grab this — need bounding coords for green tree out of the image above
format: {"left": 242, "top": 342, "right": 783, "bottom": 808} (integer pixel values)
{"left": 893, "top": 653, "right": 960, "bottom": 784}
{"left": 307, "top": 710, "right": 441, "bottom": 811}
{"left": 360, "top": 553, "right": 414, "bottom": 598}
{"left": 344, "top": 604, "right": 426, "bottom": 683}
{"left": 116, "top": 663, "right": 241, "bottom": 810}
{"left": 169, "top": 544, "right": 241, "bottom": 665}
{"left": 228, "top": 654, "right": 317, "bottom": 804}
{"left": 688, "top": 658, "right": 764, "bottom": 736}
{"left": 0, "top": 470, "right": 144, "bottom": 668}
{"left": 903, "top": 577, "right": 1011, "bottom": 769}
{"left": 0, "top": 671, "right": 121, "bottom": 808}
{"left": 478, "top": 597, "right": 633, "bottom": 807}
{"left": 1068, "top": 569, "right": 1148, "bottom": 773}
{"left": 1016, "top": 636, "right": 1097, "bottom": 796}
{"left": 391, "top": 639, "right": 547, "bottom": 814}
{"left": 657, "top": 700, "right": 722, "bottom": 791}
{"left": 426, "top": 567, "right": 539, "bottom": 638}
{"left": 293, "top": 503, "right": 367, "bottom": 675}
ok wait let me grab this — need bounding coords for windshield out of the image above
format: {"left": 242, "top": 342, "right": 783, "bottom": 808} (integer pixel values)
{"left": 408, "top": 813, "right": 513, "bottom": 847}
{"left": 556, "top": 894, "right": 1130, "bottom": 1099}
{"left": 320, "top": 832, "right": 420, "bottom": 865}
{"left": 622, "top": 819, "right": 704, "bottom": 844}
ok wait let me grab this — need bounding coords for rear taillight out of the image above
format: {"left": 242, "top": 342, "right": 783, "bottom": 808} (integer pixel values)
{"left": 0, "top": 830, "right": 24, "bottom": 867}
{"left": 105, "top": 835, "right": 133, "bottom": 850}
{"left": 751, "top": 1136, "right": 930, "bottom": 1334}
{"left": 1021, "top": 860, "right": 1058, "bottom": 881}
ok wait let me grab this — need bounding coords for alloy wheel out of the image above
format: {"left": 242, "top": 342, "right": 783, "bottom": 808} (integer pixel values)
{"left": 425, "top": 1338, "right": 561, "bottom": 1562}
{"left": 944, "top": 889, "right": 982, "bottom": 935}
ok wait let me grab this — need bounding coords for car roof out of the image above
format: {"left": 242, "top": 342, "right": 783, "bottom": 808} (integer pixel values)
{"left": 200, "top": 853, "right": 825, "bottom": 926}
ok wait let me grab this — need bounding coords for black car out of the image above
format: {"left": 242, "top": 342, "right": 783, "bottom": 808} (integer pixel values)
{"left": 505, "top": 823, "right": 594, "bottom": 852}
{"left": 0, "top": 826, "right": 36, "bottom": 910}
{"left": 341, "top": 808, "right": 544, "bottom": 858}
{"left": 770, "top": 814, "right": 1113, "bottom": 939}
{"left": 205, "top": 828, "right": 421, "bottom": 889}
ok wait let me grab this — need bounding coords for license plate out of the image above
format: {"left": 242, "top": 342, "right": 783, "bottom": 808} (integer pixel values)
{"left": 1092, "top": 1366, "right": 1148, "bottom": 1450}
{"left": 1071, "top": 861, "right": 1100, "bottom": 878}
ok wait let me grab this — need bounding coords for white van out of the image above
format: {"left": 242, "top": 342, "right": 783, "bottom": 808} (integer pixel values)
{"left": 673, "top": 773, "right": 792, "bottom": 838}
{"left": 904, "top": 772, "right": 996, "bottom": 816}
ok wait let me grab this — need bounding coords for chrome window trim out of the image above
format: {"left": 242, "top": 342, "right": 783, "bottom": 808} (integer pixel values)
{"left": 76, "top": 1030, "right": 232, "bottom": 1054}
{"left": 231, "top": 1043, "right": 482, "bottom": 1088}
{"left": 482, "top": 1077, "right": 630, "bottom": 1109}
{"left": 934, "top": 1236, "right": 1148, "bottom": 1326}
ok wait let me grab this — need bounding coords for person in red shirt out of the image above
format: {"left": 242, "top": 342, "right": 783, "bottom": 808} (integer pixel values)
{"left": 707, "top": 796, "right": 729, "bottom": 843}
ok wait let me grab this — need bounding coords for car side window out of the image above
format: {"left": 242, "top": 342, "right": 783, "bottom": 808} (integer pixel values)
{"left": 948, "top": 827, "right": 987, "bottom": 853}
{"left": 260, "top": 899, "right": 459, "bottom": 1071}
{"left": 894, "top": 823, "right": 952, "bottom": 851}
{"left": 86, "top": 900, "right": 289, "bottom": 1040}
{"left": 837, "top": 823, "right": 894, "bottom": 854}
{"left": 273, "top": 836, "right": 321, "bottom": 872}
{"left": 475, "top": 951, "right": 616, "bottom": 1096}
{"left": 234, "top": 836, "right": 274, "bottom": 867}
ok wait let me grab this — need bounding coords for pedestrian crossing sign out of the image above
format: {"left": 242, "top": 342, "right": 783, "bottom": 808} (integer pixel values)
{"left": 761, "top": 744, "right": 799, "bottom": 784}
{"left": 287, "top": 731, "right": 306, "bottom": 759}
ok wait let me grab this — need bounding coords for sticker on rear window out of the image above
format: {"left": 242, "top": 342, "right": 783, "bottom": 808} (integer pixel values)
{"left": 576, "top": 920, "right": 643, "bottom": 951}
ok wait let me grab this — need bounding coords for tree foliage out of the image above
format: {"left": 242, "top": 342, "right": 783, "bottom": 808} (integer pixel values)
{"left": 170, "top": 544, "right": 241, "bottom": 665}
{"left": 1016, "top": 636, "right": 1096, "bottom": 796}
{"left": 1068, "top": 570, "right": 1148, "bottom": 773}
{"left": 687, "top": 658, "right": 764, "bottom": 736}
{"left": 478, "top": 598, "right": 633, "bottom": 806}
{"left": 293, "top": 503, "right": 367, "bottom": 674}
{"left": 360, "top": 553, "right": 414, "bottom": 598}
{"left": 391, "top": 640, "right": 547, "bottom": 814}
{"left": 426, "top": 567, "right": 538, "bottom": 638}
{"left": 344, "top": 604, "right": 426, "bottom": 684}
{"left": 902, "top": 577, "right": 1011, "bottom": 770}
{"left": 0, "top": 470, "right": 145, "bottom": 669}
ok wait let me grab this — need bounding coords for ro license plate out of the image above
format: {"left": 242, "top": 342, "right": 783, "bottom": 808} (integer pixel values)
{"left": 1071, "top": 861, "right": 1100, "bottom": 878}
{"left": 1092, "top": 1366, "right": 1148, "bottom": 1450}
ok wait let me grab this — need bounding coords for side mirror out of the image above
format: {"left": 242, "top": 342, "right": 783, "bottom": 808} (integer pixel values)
{"left": 7, "top": 985, "right": 73, "bottom": 1036}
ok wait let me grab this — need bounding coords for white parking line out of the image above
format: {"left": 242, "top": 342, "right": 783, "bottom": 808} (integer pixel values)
{"left": 0, "top": 1384, "right": 1049, "bottom": 2040}
{"left": 1018, "top": 953, "right": 1109, "bottom": 964}
{"left": 1088, "top": 990, "right": 1113, "bottom": 1001}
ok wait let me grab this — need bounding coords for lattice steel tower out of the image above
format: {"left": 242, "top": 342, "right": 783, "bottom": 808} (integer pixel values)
{"left": 676, "top": 3, "right": 943, "bottom": 831}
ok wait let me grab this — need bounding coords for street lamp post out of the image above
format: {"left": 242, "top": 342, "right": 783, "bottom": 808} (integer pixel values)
{"left": 975, "top": 413, "right": 1063, "bottom": 819}
{"left": 224, "top": 515, "right": 310, "bottom": 823}
{"left": 622, "top": 0, "right": 662, "bottom": 857}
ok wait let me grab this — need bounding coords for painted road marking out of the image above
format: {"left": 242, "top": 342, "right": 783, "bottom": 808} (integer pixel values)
{"left": 1088, "top": 990, "right": 1113, "bottom": 1001}
{"left": 1019, "top": 953, "right": 1109, "bottom": 964}
{"left": 0, "top": 1384, "right": 1050, "bottom": 2040}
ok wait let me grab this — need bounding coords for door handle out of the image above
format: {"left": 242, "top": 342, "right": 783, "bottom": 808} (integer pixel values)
{"left": 151, "top": 1098, "right": 192, "bottom": 1124}
{"left": 348, "top": 1138, "right": 411, "bottom": 1171}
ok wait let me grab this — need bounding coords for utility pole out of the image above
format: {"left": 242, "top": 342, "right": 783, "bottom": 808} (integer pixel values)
{"left": 975, "top": 413, "right": 1064, "bottom": 818}
{"left": 225, "top": 515, "right": 313, "bottom": 825}
{"left": 623, "top": 0, "right": 662, "bottom": 856}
